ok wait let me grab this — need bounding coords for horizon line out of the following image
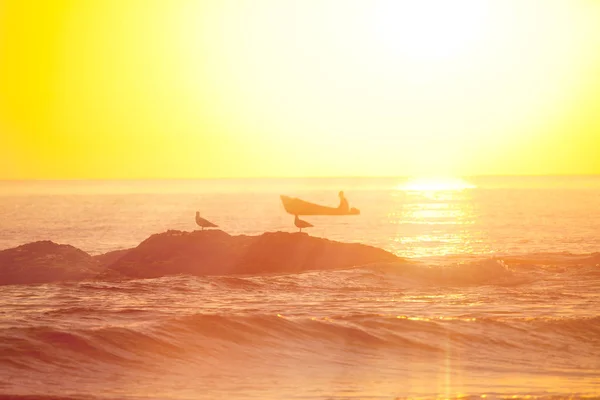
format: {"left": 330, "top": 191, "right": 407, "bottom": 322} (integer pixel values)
{"left": 1, "top": 174, "right": 600, "bottom": 182}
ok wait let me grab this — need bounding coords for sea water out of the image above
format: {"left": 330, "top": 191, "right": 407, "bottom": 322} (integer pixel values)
{"left": 0, "top": 176, "right": 599, "bottom": 399}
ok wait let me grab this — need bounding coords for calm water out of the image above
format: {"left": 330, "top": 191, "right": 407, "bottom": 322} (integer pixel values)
{"left": 0, "top": 176, "right": 599, "bottom": 399}
{"left": 1, "top": 176, "right": 599, "bottom": 257}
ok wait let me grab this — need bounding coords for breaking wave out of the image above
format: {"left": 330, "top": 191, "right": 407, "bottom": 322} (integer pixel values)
{"left": 2, "top": 311, "right": 599, "bottom": 374}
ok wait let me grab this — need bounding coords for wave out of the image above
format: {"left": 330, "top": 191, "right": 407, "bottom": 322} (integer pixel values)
{"left": 364, "top": 258, "right": 514, "bottom": 286}
{"left": 101, "top": 250, "right": 599, "bottom": 285}
{"left": 48, "top": 251, "right": 600, "bottom": 293}
{"left": 2, "top": 313, "right": 599, "bottom": 373}
{"left": 170, "top": 253, "right": 599, "bottom": 291}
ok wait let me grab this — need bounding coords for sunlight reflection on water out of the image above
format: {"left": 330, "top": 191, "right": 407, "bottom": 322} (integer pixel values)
{"left": 390, "top": 178, "right": 484, "bottom": 257}
{"left": 1, "top": 177, "right": 600, "bottom": 257}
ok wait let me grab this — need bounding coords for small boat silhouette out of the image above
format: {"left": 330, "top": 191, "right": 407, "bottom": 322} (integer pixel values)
{"left": 281, "top": 195, "right": 360, "bottom": 216}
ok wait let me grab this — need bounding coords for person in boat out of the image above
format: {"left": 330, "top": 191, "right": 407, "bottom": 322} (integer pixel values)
{"left": 338, "top": 191, "right": 349, "bottom": 213}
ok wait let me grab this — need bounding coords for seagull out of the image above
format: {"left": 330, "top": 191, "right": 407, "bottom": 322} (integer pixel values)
{"left": 195, "top": 211, "right": 218, "bottom": 231}
{"left": 294, "top": 214, "right": 313, "bottom": 233}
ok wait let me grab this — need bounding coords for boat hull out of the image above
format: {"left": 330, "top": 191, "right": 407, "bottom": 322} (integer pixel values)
{"left": 280, "top": 195, "right": 360, "bottom": 216}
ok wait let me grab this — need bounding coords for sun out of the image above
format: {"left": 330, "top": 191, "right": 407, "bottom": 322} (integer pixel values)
{"left": 371, "top": 0, "right": 490, "bottom": 61}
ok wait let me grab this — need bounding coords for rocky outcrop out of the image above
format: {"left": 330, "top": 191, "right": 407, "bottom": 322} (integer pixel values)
{"left": 93, "top": 248, "right": 132, "bottom": 268}
{"left": 0, "top": 232, "right": 402, "bottom": 283}
{"left": 108, "top": 230, "right": 400, "bottom": 278}
{"left": 236, "top": 231, "right": 399, "bottom": 274}
{"left": 107, "top": 230, "right": 245, "bottom": 278}
{"left": 0, "top": 241, "right": 104, "bottom": 285}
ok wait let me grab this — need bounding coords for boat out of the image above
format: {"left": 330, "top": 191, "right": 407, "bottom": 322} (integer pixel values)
{"left": 280, "top": 195, "right": 360, "bottom": 216}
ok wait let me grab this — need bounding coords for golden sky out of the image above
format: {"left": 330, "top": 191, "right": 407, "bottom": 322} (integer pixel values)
{"left": 1, "top": 0, "right": 599, "bottom": 179}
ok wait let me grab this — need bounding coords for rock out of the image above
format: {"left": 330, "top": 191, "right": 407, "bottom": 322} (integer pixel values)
{"left": 1, "top": 232, "right": 403, "bottom": 283}
{"left": 108, "top": 230, "right": 401, "bottom": 278}
{"left": 108, "top": 230, "right": 247, "bottom": 278}
{"left": 93, "top": 248, "right": 132, "bottom": 268}
{"left": 237, "top": 231, "right": 399, "bottom": 274}
{"left": 0, "top": 241, "right": 103, "bottom": 285}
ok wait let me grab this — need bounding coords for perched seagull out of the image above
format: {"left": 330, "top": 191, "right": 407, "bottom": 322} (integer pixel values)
{"left": 195, "top": 211, "right": 218, "bottom": 231}
{"left": 294, "top": 214, "right": 313, "bottom": 233}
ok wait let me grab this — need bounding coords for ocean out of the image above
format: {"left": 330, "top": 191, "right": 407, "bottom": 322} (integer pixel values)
{"left": 0, "top": 176, "right": 599, "bottom": 399}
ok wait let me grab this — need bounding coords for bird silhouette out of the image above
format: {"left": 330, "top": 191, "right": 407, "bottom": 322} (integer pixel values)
{"left": 195, "top": 211, "right": 218, "bottom": 231}
{"left": 294, "top": 214, "right": 313, "bottom": 233}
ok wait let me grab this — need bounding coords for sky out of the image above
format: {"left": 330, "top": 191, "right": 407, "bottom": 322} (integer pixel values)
{"left": 1, "top": 0, "right": 599, "bottom": 179}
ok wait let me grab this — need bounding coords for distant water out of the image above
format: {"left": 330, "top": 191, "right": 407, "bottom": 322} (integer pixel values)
{"left": 1, "top": 176, "right": 600, "bottom": 257}
{"left": 0, "top": 176, "right": 599, "bottom": 399}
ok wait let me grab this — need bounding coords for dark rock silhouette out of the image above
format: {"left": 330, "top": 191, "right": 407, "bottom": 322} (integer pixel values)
{"left": 108, "top": 230, "right": 400, "bottom": 278}
{"left": 0, "top": 231, "right": 402, "bottom": 284}
{"left": 108, "top": 230, "right": 244, "bottom": 278}
{"left": 93, "top": 248, "right": 131, "bottom": 268}
{"left": 0, "top": 241, "right": 104, "bottom": 285}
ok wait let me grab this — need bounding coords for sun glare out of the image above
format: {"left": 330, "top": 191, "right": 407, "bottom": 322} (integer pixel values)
{"left": 1, "top": 1, "right": 599, "bottom": 179}
{"left": 372, "top": 0, "right": 490, "bottom": 61}
{"left": 399, "top": 177, "right": 476, "bottom": 192}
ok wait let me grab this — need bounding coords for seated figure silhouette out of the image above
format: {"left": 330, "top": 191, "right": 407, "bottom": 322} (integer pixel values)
{"left": 338, "top": 191, "right": 349, "bottom": 213}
